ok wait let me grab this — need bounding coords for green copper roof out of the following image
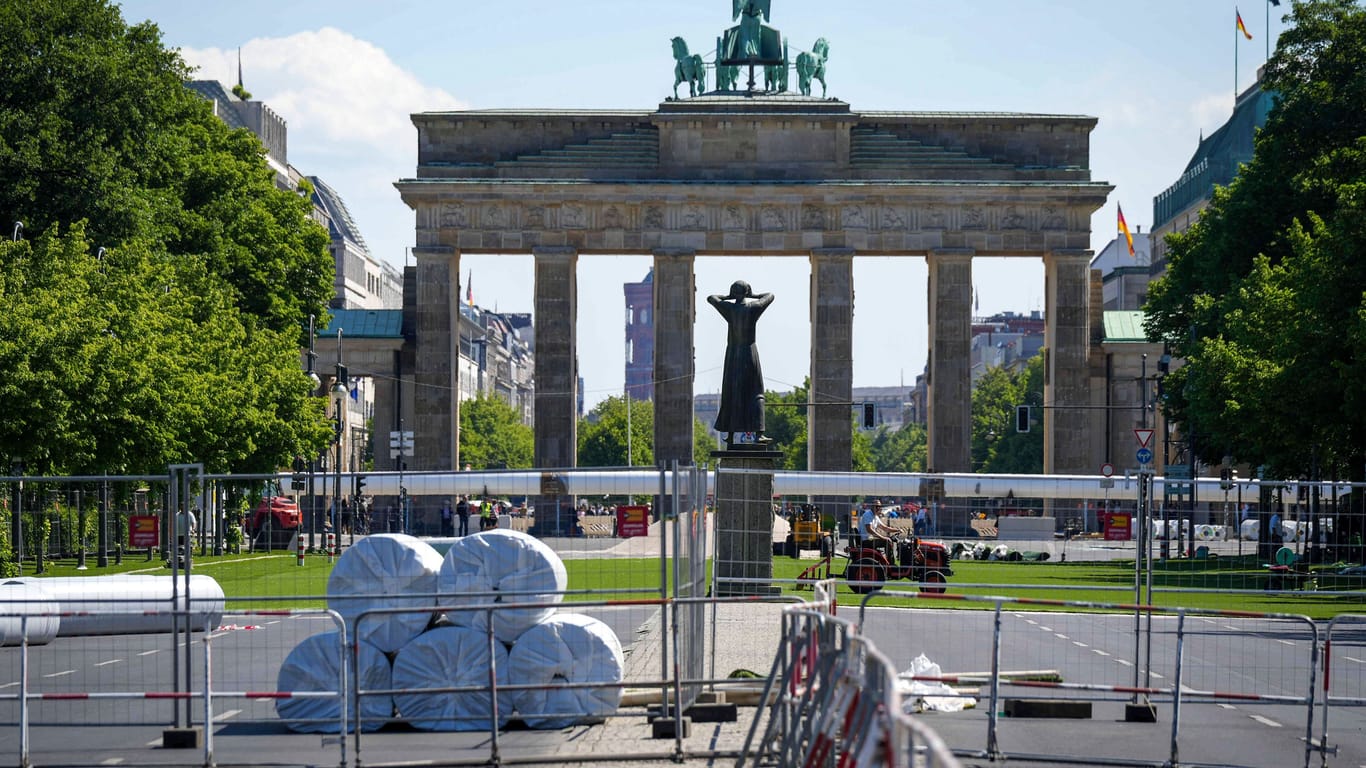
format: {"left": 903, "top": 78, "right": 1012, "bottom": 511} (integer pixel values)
{"left": 1103, "top": 310, "right": 1148, "bottom": 343}
{"left": 320, "top": 309, "right": 403, "bottom": 339}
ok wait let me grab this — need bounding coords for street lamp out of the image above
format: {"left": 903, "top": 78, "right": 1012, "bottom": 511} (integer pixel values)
{"left": 304, "top": 314, "right": 321, "bottom": 550}
{"left": 331, "top": 329, "right": 348, "bottom": 543}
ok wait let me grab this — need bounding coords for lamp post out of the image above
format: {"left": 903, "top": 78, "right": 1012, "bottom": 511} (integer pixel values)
{"left": 331, "top": 329, "right": 348, "bottom": 545}
{"left": 304, "top": 315, "right": 321, "bottom": 550}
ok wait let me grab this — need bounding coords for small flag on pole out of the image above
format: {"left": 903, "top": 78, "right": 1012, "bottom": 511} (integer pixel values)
{"left": 1118, "top": 205, "right": 1135, "bottom": 258}
{"left": 1237, "top": 8, "right": 1253, "bottom": 39}
{"left": 466, "top": 270, "right": 473, "bottom": 307}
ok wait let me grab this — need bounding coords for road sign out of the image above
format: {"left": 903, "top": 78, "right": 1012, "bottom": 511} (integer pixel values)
{"left": 1100, "top": 462, "right": 1114, "bottom": 478}
{"left": 129, "top": 515, "right": 159, "bottom": 548}
{"left": 1136, "top": 447, "right": 1153, "bottom": 465}
{"left": 1134, "top": 429, "right": 1155, "bottom": 448}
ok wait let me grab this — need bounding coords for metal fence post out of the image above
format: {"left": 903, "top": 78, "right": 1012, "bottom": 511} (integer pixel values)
{"left": 986, "top": 601, "right": 1003, "bottom": 760}
{"left": 19, "top": 615, "right": 29, "bottom": 768}
{"left": 1169, "top": 611, "right": 1186, "bottom": 767}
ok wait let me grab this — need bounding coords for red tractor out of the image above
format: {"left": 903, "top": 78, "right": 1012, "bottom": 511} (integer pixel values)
{"left": 843, "top": 532, "right": 953, "bottom": 594}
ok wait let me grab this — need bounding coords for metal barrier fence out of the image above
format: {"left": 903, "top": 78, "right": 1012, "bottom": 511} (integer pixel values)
{"left": 738, "top": 589, "right": 962, "bottom": 768}
{"left": 855, "top": 588, "right": 1323, "bottom": 767}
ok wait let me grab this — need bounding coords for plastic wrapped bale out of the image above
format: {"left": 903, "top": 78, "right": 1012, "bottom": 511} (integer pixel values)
{"left": 326, "top": 533, "right": 443, "bottom": 653}
{"left": 0, "top": 581, "right": 60, "bottom": 646}
{"left": 508, "top": 613, "right": 624, "bottom": 728}
{"left": 392, "top": 625, "right": 511, "bottom": 731}
{"left": 276, "top": 631, "right": 393, "bottom": 733}
{"left": 11, "top": 575, "right": 223, "bottom": 636}
{"left": 438, "top": 529, "right": 568, "bottom": 644}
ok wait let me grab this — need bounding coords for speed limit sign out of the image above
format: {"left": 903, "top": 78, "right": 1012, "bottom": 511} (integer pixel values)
{"left": 1100, "top": 462, "right": 1115, "bottom": 477}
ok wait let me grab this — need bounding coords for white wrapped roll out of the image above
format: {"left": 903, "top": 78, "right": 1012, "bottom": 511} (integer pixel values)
{"left": 276, "top": 631, "right": 393, "bottom": 733}
{"left": 14, "top": 575, "right": 223, "bottom": 636}
{"left": 392, "top": 625, "right": 510, "bottom": 731}
{"left": 0, "top": 581, "right": 60, "bottom": 646}
{"left": 326, "top": 534, "right": 443, "bottom": 653}
{"left": 438, "top": 529, "right": 567, "bottom": 644}
{"left": 508, "top": 613, "right": 624, "bottom": 728}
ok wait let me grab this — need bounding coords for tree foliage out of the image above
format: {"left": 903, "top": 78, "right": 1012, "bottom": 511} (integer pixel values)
{"left": 1144, "top": 0, "right": 1366, "bottom": 479}
{"left": 577, "top": 396, "right": 715, "bottom": 468}
{"left": 0, "top": 0, "right": 334, "bottom": 474}
{"left": 970, "top": 355, "right": 1045, "bottom": 474}
{"left": 459, "top": 395, "right": 533, "bottom": 470}
{"left": 868, "top": 421, "right": 927, "bottom": 473}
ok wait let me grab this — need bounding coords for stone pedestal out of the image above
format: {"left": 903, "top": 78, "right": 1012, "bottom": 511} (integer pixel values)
{"left": 712, "top": 449, "right": 782, "bottom": 597}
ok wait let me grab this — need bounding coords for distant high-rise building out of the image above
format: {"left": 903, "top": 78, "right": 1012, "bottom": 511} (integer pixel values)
{"left": 624, "top": 269, "right": 654, "bottom": 402}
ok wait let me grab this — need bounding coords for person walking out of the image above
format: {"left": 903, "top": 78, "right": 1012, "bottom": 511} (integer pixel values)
{"left": 456, "top": 495, "right": 471, "bottom": 537}
{"left": 440, "top": 499, "right": 454, "bottom": 537}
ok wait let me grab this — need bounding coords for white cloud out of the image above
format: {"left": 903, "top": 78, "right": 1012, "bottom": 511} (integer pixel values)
{"left": 1190, "top": 92, "right": 1235, "bottom": 137}
{"left": 179, "top": 28, "right": 463, "bottom": 263}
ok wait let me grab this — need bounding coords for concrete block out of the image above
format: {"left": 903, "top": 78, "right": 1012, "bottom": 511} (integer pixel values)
{"left": 651, "top": 715, "right": 691, "bottom": 739}
{"left": 1124, "top": 702, "right": 1159, "bottom": 722}
{"left": 161, "top": 727, "right": 203, "bottom": 749}
{"left": 1002, "top": 698, "right": 1092, "bottom": 719}
{"left": 686, "top": 702, "right": 738, "bottom": 723}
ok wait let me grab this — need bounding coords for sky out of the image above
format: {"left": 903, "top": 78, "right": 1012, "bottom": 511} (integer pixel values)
{"left": 116, "top": 0, "right": 1290, "bottom": 410}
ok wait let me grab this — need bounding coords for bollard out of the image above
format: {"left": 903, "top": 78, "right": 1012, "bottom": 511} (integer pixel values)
{"left": 326, "top": 532, "right": 336, "bottom": 563}
{"left": 296, "top": 533, "right": 305, "bottom": 566}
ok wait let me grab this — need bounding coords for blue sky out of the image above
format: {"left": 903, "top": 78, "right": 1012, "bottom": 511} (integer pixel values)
{"left": 116, "top": 0, "right": 1289, "bottom": 409}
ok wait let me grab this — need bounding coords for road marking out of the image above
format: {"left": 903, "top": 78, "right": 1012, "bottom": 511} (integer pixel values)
{"left": 1039, "top": 626, "right": 1053, "bottom": 632}
{"left": 1093, "top": 650, "right": 1110, "bottom": 657}
{"left": 145, "top": 738, "right": 162, "bottom": 747}
{"left": 1054, "top": 633, "right": 1070, "bottom": 640}
{"left": 1251, "top": 715, "right": 1282, "bottom": 728}
{"left": 1150, "top": 672, "right": 1165, "bottom": 679}
{"left": 137, "top": 650, "right": 160, "bottom": 657}
{"left": 1179, "top": 684, "right": 1199, "bottom": 694}
{"left": 1277, "top": 639, "right": 1295, "bottom": 647}
{"left": 43, "top": 670, "right": 75, "bottom": 678}
{"left": 1223, "top": 624, "right": 1240, "bottom": 631}
{"left": 1218, "top": 703, "right": 1237, "bottom": 710}
{"left": 93, "top": 659, "right": 122, "bottom": 667}
{"left": 213, "top": 709, "right": 241, "bottom": 722}
{"left": 0, "top": 682, "right": 17, "bottom": 689}
{"left": 100, "top": 759, "right": 123, "bottom": 766}
{"left": 1072, "top": 641, "right": 1088, "bottom": 648}
{"left": 264, "top": 620, "right": 281, "bottom": 626}
{"left": 1116, "top": 659, "right": 1133, "bottom": 667}
{"left": 1024, "top": 618, "right": 1037, "bottom": 625}
{"left": 1345, "top": 656, "right": 1365, "bottom": 664}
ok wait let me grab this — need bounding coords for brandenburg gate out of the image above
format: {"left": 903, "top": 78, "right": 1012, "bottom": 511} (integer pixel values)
{"left": 392, "top": 87, "right": 1111, "bottom": 477}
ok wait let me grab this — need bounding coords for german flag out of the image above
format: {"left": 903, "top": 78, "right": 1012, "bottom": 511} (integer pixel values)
{"left": 1237, "top": 8, "right": 1253, "bottom": 40}
{"left": 1118, "top": 205, "right": 1135, "bottom": 258}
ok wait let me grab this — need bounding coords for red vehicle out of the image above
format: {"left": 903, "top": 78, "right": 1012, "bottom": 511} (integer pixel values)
{"left": 843, "top": 532, "right": 953, "bottom": 594}
{"left": 245, "top": 496, "right": 301, "bottom": 538}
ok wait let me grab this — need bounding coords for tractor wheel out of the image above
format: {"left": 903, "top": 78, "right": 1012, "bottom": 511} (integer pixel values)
{"left": 847, "top": 557, "right": 885, "bottom": 595}
{"left": 921, "top": 570, "right": 948, "bottom": 595}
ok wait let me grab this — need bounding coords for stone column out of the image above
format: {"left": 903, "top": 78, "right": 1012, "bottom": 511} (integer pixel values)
{"left": 1044, "top": 250, "right": 1093, "bottom": 475}
{"left": 926, "top": 249, "right": 973, "bottom": 473}
{"left": 652, "top": 249, "right": 695, "bottom": 465}
{"left": 808, "top": 249, "right": 854, "bottom": 473}
{"left": 412, "top": 245, "right": 460, "bottom": 471}
{"left": 533, "top": 247, "right": 578, "bottom": 470}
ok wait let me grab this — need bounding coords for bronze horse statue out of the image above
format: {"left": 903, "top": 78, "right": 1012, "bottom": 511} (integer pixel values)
{"left": 671, "top": 37, "right": 707, "bottom": 98}
{"left": 795, "top": 37, "right": 829, "bottom": 97}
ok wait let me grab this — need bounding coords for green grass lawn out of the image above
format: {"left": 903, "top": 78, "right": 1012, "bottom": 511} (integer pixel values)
{"left": 17, "top": 549, "right": 1366, "bottom": 619}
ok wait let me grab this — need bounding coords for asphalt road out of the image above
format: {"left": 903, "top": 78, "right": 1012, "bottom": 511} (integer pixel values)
{"left": 2, "top": 604, "right": 1364, "bottom": 767}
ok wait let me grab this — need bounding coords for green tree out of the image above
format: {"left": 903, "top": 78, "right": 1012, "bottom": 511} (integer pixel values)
{"left": 869, "top": 421, "right": 928, "bottom": 472}
{"left": 970, "top": 355, "right": 1044, "bottom": 474}
{"left": 1144, "top": 0, "right": 1366, "bottom": 480}
{"left": 459, "top": 395, "right": 533, "bottom": 469}
{"left": 0, "top": 0, "right": 334, "bottom": 474}
{"left": 765, "top": 383, "right": 810, "bottom": 470}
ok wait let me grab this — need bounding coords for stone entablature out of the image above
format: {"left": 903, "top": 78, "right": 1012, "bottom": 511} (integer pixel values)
{"left": 411, "top": 97, "right": 1098, "bottom": 185}
{"left": 400, "top": 183, "right": 1103, "bottom": 256}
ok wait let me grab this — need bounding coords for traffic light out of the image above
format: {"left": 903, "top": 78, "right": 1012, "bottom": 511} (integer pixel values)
{"left": 290, "top": 456, "right": 306, "bottom": 491}
{"left": 862, "top": 402, "right": 875, "bottom": 429}
{"left": 1015, "top": 405, "right": 1031, "bottom": 433}
{"left": 355, "top": 475, "right": 367, "bottom": 497}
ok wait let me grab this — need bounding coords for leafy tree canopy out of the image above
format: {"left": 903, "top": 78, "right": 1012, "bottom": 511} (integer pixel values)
{"left": 577, "top": 396, "right": 715, "bottom": 467}
{"left": 0, "top": 0, "right": 335, "bottom": 473}
{"left": 459, "top": 395, "right": 533, "bottom": 470}
{"left": 1144, "top": 0, "right": 1366, "bottom": 478}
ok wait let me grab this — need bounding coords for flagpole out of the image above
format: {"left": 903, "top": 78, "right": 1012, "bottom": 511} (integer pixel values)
{"left": 1265, "top": 0, "right": 1270, "bottom": 62}
{"left": 1235, "top": 8, "right": 1239, "bottom": 100}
